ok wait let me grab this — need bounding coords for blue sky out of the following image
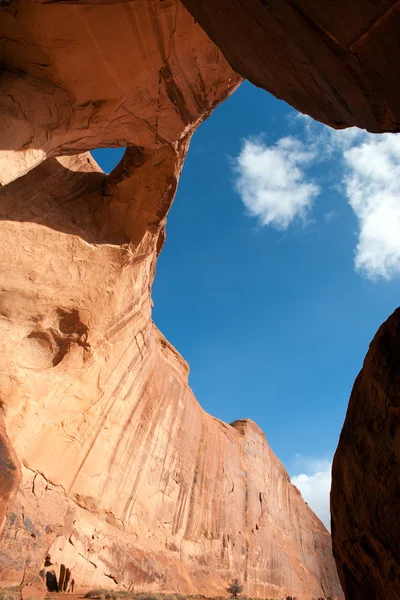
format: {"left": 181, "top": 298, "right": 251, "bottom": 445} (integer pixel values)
{"left": 92, "top": 81, "right": 400, "bottom": 528}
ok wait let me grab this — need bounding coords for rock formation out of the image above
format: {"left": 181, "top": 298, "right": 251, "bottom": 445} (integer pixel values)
{"left": 180, "top": 0, "right": 400, "bottom": 133}
{"left": 331, "top": 309, "right": 400, "bottom": 600}
{"left": 0, "top": 1, "right": 343, "bottom": 595}
{"left": 0, "top": 143, "right": 342, "bottom": 597}
{"left": 0, "top": 0, "right": 239, "bottom": 185}
{"left": 3, "top": 0, "right": 399, "bottom": 598}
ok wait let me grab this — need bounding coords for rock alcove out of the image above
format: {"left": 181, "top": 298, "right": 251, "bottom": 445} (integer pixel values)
{"left": 0, "top": 1, "right": 399, "bottom": 599}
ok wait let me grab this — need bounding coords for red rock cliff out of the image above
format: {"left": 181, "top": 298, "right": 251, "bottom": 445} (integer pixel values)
{"left": 7, "top": 0, "right": 400, "bottom": 597}
{"left": 0, "top": 144, "right": 342, "bottom": 597}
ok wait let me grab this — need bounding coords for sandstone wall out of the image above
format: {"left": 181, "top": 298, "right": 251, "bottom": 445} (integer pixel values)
{"left": 7, "top": 0, "right": 400, "bottom": 597}
{"left": 0, "top": 146, "right": 342, "bottom": 598}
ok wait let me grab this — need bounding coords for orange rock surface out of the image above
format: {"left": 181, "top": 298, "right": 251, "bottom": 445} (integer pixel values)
{"left": 0, "top": 147, "right": 342, "bottom": 597}
{"left": 0, "top": 0, "right": 239, "bottom": 184}
{"left": 0, "top": 0, "right": 366, "bottom": 597}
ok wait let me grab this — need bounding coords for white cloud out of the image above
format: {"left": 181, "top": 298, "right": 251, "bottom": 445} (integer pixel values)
{"left": 328, "top": 125, "right": 367, "bottom": 151}
{"left": 234, "top": 117, "right": 400, "bottom": 281}
{"left": 234, "top": 137, "right": 320, "bottom": 229}
{"left": 291, "top": 458, "right": 332, "bottom": 530}
{"left": 299, "top": 122, "right": 400, "bottom": 279}
{"left": 343, "top": 134, "right": 400, "bottom": 280}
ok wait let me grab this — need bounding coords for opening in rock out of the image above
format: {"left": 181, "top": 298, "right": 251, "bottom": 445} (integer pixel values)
{"left": 91, "top": 147, "right": 126, "bottom": 174}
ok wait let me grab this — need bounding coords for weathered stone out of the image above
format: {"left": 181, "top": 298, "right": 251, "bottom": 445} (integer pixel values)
{"left": 0, "top": 0, "right": 241, "bottom": 185}
{"left": 21, "top": 575, "right": 46, "bottom": 600}
{"left": 0, "top": 414, "right": 21, "bottom": 533}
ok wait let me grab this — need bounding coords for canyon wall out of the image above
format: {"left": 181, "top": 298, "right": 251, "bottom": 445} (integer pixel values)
{"left": 0, "top": 0, "right": 343, "bottom": 597}
{"left": 180, "top": 0, "right": 400, "bottom": 133}
{"left": 0, "top": 149, "right": 342, "bottom": 598}
{"left": 331, "top": 309, "right": 400, "bottom": 600}
{"left": 2, "top": 0, "right": 400, "bottom": 598}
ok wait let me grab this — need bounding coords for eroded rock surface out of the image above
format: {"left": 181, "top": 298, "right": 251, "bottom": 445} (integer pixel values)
{"left": 0, "top": 0, "right": 240, "bottom": 184}
{"left": 0, "top": 148, "right": 343, "bottom": 598}
{"left": 0, "top": 0, "right": 375, "bottom": 597}
{"left": 331, "top": 309, "right": 400, "bottom": 600}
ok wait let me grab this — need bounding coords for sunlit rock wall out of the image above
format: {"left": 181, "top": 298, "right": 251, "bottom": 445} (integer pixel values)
{"left": 6, "top": 0, "right": 393, "bottom": 597}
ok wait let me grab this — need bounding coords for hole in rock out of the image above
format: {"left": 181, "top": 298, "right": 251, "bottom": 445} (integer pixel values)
{"left": 91, "top": 82, "right": 400, "bottom": 530}
{"left": 45, "top": 571, "right": 58, "bottom": 591}
{"left": 91, "top": 147, "right": 126, "bottom": 174}
{"left": 57, "top": 308, "right": 88, "bottom": 338}
{"left": 44, "top": 554, "right": 52, "bottom": 567}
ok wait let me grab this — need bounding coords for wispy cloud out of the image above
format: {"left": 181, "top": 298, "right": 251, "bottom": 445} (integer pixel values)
{"left": 290, "top": 456, "right": 332, "bottom": 530}
{"left": 234, "top": 137, "right": 320, "bottom": 229}
{"left": 324, "top": 210, "right": 336, "bottom": 223}
{"left": 233, "top": 118, "right": 400, "bottom": 281}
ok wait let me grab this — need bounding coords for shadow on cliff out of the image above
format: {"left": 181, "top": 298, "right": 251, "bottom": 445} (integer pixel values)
{"left": 0, "top": 156, "right": 115, "bottom": 244}
{"left": 0, "top": 143, "right": 182, "bottom": 249}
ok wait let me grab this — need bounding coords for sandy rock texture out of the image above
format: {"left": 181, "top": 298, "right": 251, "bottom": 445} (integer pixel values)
{"left": 0, "top": 147, "right": 343, "bottom": 597}
{"left": 331, "top": 309, "right": 400, "bottom": 600}
{"left": 181, "top": 0, "right": 400, "bottom": 133}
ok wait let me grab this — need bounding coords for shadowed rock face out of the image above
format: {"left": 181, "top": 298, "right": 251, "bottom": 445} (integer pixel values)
{"left": 0, "top": 415, "right": 21, "bottom": 534}
{"left": 331, "top": 309, "right": 400, "bottom": 600}
{"left": 181, "top": 0, "right": 400, "bottom": 133}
